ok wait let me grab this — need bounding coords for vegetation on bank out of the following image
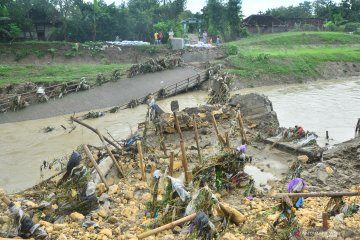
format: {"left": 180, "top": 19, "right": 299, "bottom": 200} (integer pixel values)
{"left": 0, "top": 64, "right": 130, "bottom": 86}
{"left": 225, "top": 32, "right": 360, "bottom": 80}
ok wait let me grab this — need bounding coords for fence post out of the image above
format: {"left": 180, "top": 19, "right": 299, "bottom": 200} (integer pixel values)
{"left": 186, "top": 78, "right": 189, "bottom": 92}
{"left": 175, "top": 83, "right": 178, "bottom": 95}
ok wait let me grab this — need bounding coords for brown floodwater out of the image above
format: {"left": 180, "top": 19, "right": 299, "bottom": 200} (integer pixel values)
{"left": 1, "top": 76, "right": 359, "bottom": 192}
{"left": 0, "top": 93, "right": 207, "bottom": 192}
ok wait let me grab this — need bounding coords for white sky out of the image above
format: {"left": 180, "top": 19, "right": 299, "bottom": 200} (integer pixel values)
{"left": 97, "top": 0, "right": 342, "bottom": 17}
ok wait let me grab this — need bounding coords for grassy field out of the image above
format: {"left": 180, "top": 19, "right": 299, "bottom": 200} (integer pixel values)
{"left": 0, "top": 64, "right": 130, "bottom": 86}
{"left": 225, "top": 32, "right": 360, "bottom": 80}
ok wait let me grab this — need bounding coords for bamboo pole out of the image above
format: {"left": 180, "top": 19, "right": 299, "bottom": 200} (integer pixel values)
{"left": 236, "top": 111, "right": 248, "bottom": 144}
{"left": 137, "top": 213, "right": 197, "bottom": 239}
{"left": 71, "top": 117, "right": 121, "bottom": 151}
{"left": 211, "top": 113, "right": 226, "bottom": 145}
{"left": 173, "top": 112, "right": 183, "bottom": 140}
{"left": 84, "top": 145, "right": 109, "bottom": 189}
{"left": 180, "top": 140, "right": 190, "bottom": 185}
{"left": 96, "top": 129, "right": 125, "bottom": 178}
{"left": 169, "top": 152, "right": 174, "bottom": 177}
{"left": 273, "top": 191, "right": 360, "bottom": 198}
{"left": 137, "top": 141, "right": 146, "bottom": 181}
{"left": 193, "top": 114, "right": 202, "bottom": 161}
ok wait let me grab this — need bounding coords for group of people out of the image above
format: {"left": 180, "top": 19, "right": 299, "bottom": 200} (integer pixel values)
{"left": 153, "top": 29, "right": 221, "bottom": 46}
{"left": 199, "top": 30, "right": 221, "bottom": 45}
{"left": 154, "top": 31, "right": 164, "bottom": 45}
{"left": 154, "top": 29, "right": 174, "bottom": 45}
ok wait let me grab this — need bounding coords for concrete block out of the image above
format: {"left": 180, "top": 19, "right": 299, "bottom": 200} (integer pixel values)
{"left": 171, "top": 38, "right": 184, "bottom": 50}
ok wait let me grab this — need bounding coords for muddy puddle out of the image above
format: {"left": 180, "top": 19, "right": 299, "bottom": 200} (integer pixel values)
{"left": 1, "top": 76, "right": 360, "bottom": 192}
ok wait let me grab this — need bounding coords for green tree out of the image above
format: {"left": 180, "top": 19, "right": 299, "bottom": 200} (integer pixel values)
{"left": 227, "top": 0, "right": 242, "bottom": 39}
{"left": 50, "top": 0, "right": 76, "bottom": 40}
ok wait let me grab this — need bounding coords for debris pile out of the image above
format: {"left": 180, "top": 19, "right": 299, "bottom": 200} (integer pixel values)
{"left": 0, "top": 80, "right": 91, "bottom": 113}
{"left": 106, "top": 41, "right": 150, "bottom": 46}
{"left": 127, "top": 57, "right": 183, "bottom": 78}
{"left": 1, "top": 93, "right": 359, "bottom": 240}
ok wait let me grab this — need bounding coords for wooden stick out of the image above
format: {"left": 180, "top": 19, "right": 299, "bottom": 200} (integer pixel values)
{"left": 236, "top": 111, "right": 248, "bottom": 144}
{"left": 173, "top": 112, "right": 183, "bottom": 140}
{"left": 137, "top": 141, "right": 146, "bottom": 181}
{"left": 137, "top": 213, "right": 197, "bottom": 239}
{"left": 84, "top": 145, "right": 109, "bottom": 189}
{"left": 0, "top": 193, "right": 11, "bottom": 206}
{"left": 96, "top": 129, "right": 125, "bottom": 178}
{"left": 211, "top": 114, "right": 226, "bottom": 145}
{"left": 211, "top": 113, "right": 220, "bottom": 136}
{"left": 180, "top": 140, "right": 190, "bottom": 185}
{"left": 193, "top": 114, "right": 202, "bottom": 161}
{"left": 273, "top": 191, "right": 360, "bottom": 198}
{"left": 152, "top": 178, "right": 160, "bottom": 216}
{"left": 169, "top": 152, "right": 174, "bottom": 177}
{"left": 356, "top": 118, "right": 360, "bottom": 136}
{"left": 217, "top": 134, "right": 227, "bottom": 146}
{"left": 322, "top": 212, "right": 329, "bottom": 230}
{"left": 159, "top": 126, "right": 167, "bottom": 156}
{"left": 71, "top": 117, "right": 121, "bottom": 151}
{"left": 225, "top": 132, "right": 230, "bottom": 147}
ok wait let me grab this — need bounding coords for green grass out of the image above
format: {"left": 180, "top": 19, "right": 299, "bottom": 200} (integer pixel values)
{"left": 0, "top": 64, "right": 130, "bottom": 86}
{"left": 225, "top": 32, "right": 360, "bottom": 80}
{"left": 234, "top": 31, "right": 360, "bottom": 48}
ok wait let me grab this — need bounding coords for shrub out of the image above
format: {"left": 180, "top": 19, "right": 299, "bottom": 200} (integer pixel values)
{"left": 324, "top": 21, "right": 336, "bottom": 31}
{"left": 47, "top": 48, "right": 57, "bottom": 59}
{"left": 226, "top": 44, "right": 238, "bottom": 56}
{"left": 344, "top": 22, "right": 360, "bottom": 33}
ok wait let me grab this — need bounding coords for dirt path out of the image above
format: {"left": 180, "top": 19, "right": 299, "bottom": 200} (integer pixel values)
{"left": 0, "top": 67, "right": 198, "bottom": 124}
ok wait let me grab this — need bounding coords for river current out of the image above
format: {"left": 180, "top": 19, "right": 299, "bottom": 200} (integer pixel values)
{"left": 1, "top": 76, "right": 359, "bottom": 192}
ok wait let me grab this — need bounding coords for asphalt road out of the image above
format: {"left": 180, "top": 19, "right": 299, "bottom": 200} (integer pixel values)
{"left": 0, "top": 67, "right": 198, "bottom": 124}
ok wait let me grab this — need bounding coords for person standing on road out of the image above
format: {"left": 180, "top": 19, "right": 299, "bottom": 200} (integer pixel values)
{"left": 154, "top": 31, "right": 159, "bottom": 45}
{"left": 158, "top": 31, "right": 163, "bottom": 44}
{"left": 168, "top": 29, "right": 174, "bottom": 40}
{"left": 203, "top": 31, "right": 207, "bottom": 44}
{"left": 216, "top": 36, "right": 221, "bottom": 45}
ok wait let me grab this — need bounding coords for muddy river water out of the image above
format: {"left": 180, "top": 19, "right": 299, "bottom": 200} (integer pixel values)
{"left": 1, "top": 76, "right": 359, "bottom": 192}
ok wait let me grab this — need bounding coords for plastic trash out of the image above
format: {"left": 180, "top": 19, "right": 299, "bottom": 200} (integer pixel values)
{"left": 36, "top": 87, "right": 45, "bottom": 95}
{"left": 287, "top": 178, "right": 306, "bottom": 193}
{"left": 86, "top": 181, "right": 96, "bottom": 197}
{"left": 167, "top": 176, "right": 190, "bottom": 202}
{"left": 295, "top": 133, "right": 317, "bottom": 146}
{"left": 153, "top": 170, "right": 161, "bottom": 179}
{"left": 8, "top": 202, "right": 47, "bottom": 239}
{"left": 82, "top": 219, "right": 100, "bottom": 229}
{"left": 236, "top": 144, "right": 247, "bottom": 153}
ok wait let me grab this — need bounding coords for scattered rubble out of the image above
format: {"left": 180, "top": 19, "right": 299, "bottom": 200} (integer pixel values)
{"left": 1, "top": 90, "right": 359, "bottom": 240}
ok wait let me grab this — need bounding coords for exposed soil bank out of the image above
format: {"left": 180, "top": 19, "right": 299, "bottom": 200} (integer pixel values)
{"left": 0, "top": 42, "right": 225, "bottom": 65}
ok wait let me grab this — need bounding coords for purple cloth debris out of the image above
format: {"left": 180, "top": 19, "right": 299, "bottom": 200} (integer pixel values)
{"left": 236, "top": 144, "right": 247, "bottom": 153}
{"left": 246, "top": 196, "right": 254, "bottom": 201}
{"left": 287, "top": 178, "right": 306, "bottom": 193}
